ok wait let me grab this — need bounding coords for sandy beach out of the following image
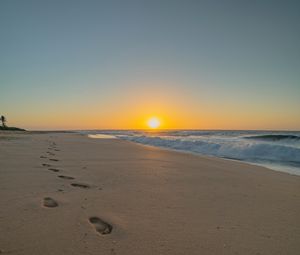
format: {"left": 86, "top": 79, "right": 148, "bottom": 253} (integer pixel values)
{"left": 0, "top": 131, "right": 299, "bottom": 255}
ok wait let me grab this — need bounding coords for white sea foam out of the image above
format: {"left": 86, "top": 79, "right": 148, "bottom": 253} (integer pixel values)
{"left": 88, "top": 134, "right": 116, "bottom": 139}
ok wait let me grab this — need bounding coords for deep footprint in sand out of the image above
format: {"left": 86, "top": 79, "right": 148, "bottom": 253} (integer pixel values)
{"left": 48, "top": 168, "right": 60, "bottom": 172}
{"left": 49, "top": 158, "right": 59, "bottom": 162}
{"left": 58, "top": 175, "right": 75, "bottom": 180}
{"left": 89, "top": 217, "right": 112, "bottom": 235}
{"left": 43, "top": 197, "right": 58, "bottom": 208}
{"left": 71, "top": 183, "right": 90, "bottom": 189}
{"left": 42, "top": 163, "right": 51, "bottom": 167}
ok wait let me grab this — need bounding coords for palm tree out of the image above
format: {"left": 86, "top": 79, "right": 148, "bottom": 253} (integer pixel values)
{"left": 1, "top": 115, "right": 7, "bottom": 128}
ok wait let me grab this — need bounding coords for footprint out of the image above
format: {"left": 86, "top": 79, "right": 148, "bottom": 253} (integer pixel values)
{"left": 42, "top": 163, "right": 51, "bottom": 167}
{"left": 49, "top": 159, "right": 59, "bottom": 162}
{"left": 58, "top": 175, "right": 75, "bottom": 180}
{"left": 71, "top": 183, "right": 90, "bottom": 189}
{"left": 43, "top": 197, "right": 58, "bottom": 208}
{"left": 48, "top": 168, "right": 60, "bottom": 172}
{"left": 89, "top": 217, "right": 112, "bottom": 235}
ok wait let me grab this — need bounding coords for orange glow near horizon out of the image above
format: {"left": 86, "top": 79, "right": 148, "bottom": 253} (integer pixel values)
{"left": 8, "top": 105, "right": 300, "bottom": 131}
{"left": 5, "top": 79, "right": 300, "bottom": 131}
{"left": 8, "top": 110, "right": 300, "bottom": 131}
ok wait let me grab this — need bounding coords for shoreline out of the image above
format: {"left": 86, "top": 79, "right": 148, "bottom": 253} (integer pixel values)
{"left": 88, "top": 134, "right": 300, "bottom": 177}
{"left": 135, "top": 142, "right": 300, "bottom": 177}
{"left": 130, "top": 140, "right": 300, "bottom": 177}
{"left": 1, "top": 132, "right": 299, "bottom": 254}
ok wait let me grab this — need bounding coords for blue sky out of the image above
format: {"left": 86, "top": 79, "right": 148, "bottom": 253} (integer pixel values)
{"left": 1, "top": 0, "right": 299, "bottom": 130}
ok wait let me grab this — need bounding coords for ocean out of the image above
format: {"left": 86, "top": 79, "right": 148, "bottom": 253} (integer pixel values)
{"left": 81, "top": 130, "right": 300, "bottom": 176}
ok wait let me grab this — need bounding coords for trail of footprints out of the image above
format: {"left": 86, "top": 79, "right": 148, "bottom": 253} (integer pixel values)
{"left": 40, "top": 139, "right": 113, "bottom": 235}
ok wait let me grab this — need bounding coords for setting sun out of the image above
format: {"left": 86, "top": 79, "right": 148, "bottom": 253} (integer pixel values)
{"left": 147, "top": 117, "right": 160, "bottom": 129}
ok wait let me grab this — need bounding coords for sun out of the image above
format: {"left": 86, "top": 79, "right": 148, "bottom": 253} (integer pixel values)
{"left": 147, "top": 117, "right": 161, "bottom": 129}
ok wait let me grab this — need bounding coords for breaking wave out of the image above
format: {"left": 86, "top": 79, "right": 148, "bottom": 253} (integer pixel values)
{"left": 120, "top": 135, "right": 300, "bottom": 164}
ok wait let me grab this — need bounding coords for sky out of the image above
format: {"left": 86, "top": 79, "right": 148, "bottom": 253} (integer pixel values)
{"left": 1, "top": 0, "right": 299, "bottom": 130}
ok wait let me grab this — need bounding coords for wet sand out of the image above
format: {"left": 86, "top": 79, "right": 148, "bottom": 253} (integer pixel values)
{"left": 0, "top": 132, "right": 299, "bottom": 254}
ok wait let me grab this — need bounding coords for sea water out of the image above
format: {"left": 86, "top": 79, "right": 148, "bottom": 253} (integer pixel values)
{"left": 82, "top": 130, "right": 300, "bottom": 176}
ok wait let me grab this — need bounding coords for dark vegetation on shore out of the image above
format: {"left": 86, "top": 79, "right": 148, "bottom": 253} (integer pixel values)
{"left": 0, "top": 126, "right": 26, "bottom": 131}
{"left": 0, "top": 115, "right": 26, "bottom": 131}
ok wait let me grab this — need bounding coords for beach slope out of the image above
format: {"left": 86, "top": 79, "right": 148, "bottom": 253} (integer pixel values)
{"left": 0, "top": 132, "right": 299, "bottom": 254}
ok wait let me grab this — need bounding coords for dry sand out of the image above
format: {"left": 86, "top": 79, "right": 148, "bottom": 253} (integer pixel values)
{"left": 0, "top": 132, "right": 299, "bottom": 255}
